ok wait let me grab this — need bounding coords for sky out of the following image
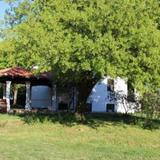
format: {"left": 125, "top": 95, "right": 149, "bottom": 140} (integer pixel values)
{"left": 0, "top": 0, "right": 9, "bottom": 20}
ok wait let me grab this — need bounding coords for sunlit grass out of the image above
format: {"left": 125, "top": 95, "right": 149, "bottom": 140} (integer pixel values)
{"left": 0, "top": 114, "right": 159, "bottom": 160}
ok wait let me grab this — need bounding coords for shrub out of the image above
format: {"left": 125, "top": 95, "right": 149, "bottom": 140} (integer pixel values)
{"left": 141, "top": 92, "right": 160, "bottom": 128}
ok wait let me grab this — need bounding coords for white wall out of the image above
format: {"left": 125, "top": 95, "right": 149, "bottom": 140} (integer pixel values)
{"left": 88, "top": 77, "right": 135, "bottom": 113}
{"left": 31, "top": 86, "right": 52, "bottom": 109}
{"left": 114, "top": 77, "right": 128, "bottom": 113}
{"left": 90, "top": 78, "right": 107, "bottom": 112}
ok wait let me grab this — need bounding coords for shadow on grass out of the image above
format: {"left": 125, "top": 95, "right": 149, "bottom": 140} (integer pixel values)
{"left": 11, "top": 112, "right": 160, "bottom": 130}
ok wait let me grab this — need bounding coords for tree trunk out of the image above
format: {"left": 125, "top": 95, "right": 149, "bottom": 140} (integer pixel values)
{"left": 13, "top": 85, "right": 18, "bottom": 106}
{"left": 76, "top": 78, "right": 97, "bottom": 114}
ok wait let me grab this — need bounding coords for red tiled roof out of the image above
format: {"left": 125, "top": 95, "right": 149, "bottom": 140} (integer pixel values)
{"left": 0, "top": 67, "right": 33, "bottom": 78}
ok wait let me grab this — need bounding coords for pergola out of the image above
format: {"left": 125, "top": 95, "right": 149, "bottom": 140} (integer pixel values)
{"left": 0, "top": 67, "right": 53, "bottom": 112}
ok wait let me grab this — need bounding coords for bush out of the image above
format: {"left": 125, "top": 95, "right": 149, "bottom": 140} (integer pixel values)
{"left": 141, "top": 92, "right": 160, "bottom": 128}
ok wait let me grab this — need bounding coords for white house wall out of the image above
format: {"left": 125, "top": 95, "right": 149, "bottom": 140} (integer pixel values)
{"left": 114, "top": 77, "right": 128, "bottom": 113}
{"left": 90, "top": 78, "right": 108, "bottom": 112}
{"left": 88, "top": 77, "right": 135, "bottom": 113}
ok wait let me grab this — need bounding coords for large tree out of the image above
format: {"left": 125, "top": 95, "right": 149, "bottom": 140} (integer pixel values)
{"left": 1, "top": 0, "right": 160, "bottom": 108}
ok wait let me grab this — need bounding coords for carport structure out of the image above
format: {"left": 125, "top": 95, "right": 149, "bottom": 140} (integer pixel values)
{"left": 0, "top": 67, "right": 53, "bottom": 112}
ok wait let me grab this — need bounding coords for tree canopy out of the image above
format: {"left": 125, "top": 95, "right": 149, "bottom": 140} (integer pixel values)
{"left": 0, "top": 0, "right": 160, "bottom": 94}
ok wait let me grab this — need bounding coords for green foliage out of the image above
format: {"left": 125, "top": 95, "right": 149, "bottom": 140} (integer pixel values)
{"left": 141, "top": 92, "right": 160, "bottom": 129}
{"left": 0, "top": 0, "right": 160, "bottom": 92}
{"left": 141, "top": 92, "right": 160, "bottom": 119}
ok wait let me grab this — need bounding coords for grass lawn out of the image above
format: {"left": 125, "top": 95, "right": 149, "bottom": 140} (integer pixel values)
{"left": 0, "top": 113, "right": 159, "bottom": 160}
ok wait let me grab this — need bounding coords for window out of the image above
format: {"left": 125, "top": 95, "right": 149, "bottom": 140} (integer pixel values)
{"left": 107, "top": 79, "right": 114, "bottom": 91}
{"left": 106, "top": 104, "right": 115, "bottom": 112}
{"left": 127, "top": 81, "right": 135, "bottom": 102}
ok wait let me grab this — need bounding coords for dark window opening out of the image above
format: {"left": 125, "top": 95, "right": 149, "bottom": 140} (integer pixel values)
{"left": 127, "top": 81, "right": 135, "bottom": 102}
{"left": 106, "top": 104, "right": 115, "bottom": 112}
{"left": 57, "top": 86, "right": 70, "bottom": 111}
{"left": 107, "top": 79, "right": 114, "bottom": 92}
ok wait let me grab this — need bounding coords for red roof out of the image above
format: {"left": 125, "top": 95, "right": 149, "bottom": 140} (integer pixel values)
{"left": 0, "top": 67, "right": 33, "bottom": 78}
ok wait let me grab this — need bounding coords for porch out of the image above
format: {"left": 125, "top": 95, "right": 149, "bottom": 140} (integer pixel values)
{"left": 0, "top": 67, "right": 55, "bottom": 113}
{"left": 0, "top": 67, "right": 77, "bottom": 113}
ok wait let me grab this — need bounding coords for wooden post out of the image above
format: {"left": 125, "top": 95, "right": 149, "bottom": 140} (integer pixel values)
{"left": 13, "top": 84, "right": 18, "bottom": 105}
{"left": 51, "top": 84, "right": 57, "bottom": 111}
{"left": 3, "top": 83, "right": 6, "bottom": 99}
{"left": 25, "top": 81, "right": 31, "bottom": 110}
{"left": 6, "top": 81, "right": 11, "bottom": 112}
{"left": 73, "top": 87, "right": 77, "bottom": 112}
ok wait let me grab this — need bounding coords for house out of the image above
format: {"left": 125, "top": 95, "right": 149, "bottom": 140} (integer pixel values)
{"left": 31, "top": 76, "right": 137, "bottom": 113}
{"left": 0, "top": 67, "right": 136, "bottom": 113}
{"left": 87, "top": 77, "right": 136, "bottom": 113}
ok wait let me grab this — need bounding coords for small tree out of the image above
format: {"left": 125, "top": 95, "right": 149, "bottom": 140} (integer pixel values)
{"left": 141, "top": 92, "right": 160, "bottom": 120}
{"left": 139, "top": 92, "right": 160, "bottom": 129}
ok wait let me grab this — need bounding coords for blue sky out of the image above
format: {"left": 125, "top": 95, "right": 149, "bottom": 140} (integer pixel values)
{"left": 0, "top": 0, "right": 9, "bottom": 20}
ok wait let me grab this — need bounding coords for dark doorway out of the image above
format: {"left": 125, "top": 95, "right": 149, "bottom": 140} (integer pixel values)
{"left": 106, "top": 104, "right": 115, "bottom": 112}
{"left": 12, "top": 85, "right": 26, "bottom": 109}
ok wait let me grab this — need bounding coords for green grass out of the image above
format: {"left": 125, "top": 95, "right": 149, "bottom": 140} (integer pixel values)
{"left": 0, "top": 113, "right": 159, "bottom": 160}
